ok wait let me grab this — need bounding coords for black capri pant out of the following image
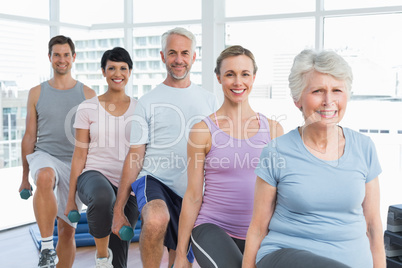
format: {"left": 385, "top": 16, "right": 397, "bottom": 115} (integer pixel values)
{"left": 191, "top": 223, "right": 245, "bottom": 268}
{"left": 256, "top": 248, "right": 351, "bottom": 268}
{"left": 77, "top": 170, "right": 139, "bottom": 268}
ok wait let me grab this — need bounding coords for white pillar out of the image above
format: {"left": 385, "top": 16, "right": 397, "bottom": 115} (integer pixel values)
{"left": 202, "top": 0, "right": 225, "bottom": 105}
{"left": 124, "top": 0, "right": 134, "bottom": 97}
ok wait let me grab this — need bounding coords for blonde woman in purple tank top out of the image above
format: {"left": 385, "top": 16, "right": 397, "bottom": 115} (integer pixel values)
{"left": 174, "top": 46, "right": 284, "bottom": 268}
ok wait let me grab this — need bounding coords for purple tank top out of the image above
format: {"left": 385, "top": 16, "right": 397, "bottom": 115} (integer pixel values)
{"left": 194, "top": 114, "right": 271, "bottom": 239}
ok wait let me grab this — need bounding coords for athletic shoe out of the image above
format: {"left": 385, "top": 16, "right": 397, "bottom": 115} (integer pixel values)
{"left": 95, "top": 248, "right": 113, "bottom": 268}
{"left": 38, "top": 249, "right": 59, "bottom": 268}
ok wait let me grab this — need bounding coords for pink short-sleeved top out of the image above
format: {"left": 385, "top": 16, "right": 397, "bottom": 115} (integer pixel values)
{"left": 74, "top": 96, "right": 137, "bottom": 187}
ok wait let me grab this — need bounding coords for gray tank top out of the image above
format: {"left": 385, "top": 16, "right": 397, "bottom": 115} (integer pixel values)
{"left": 34, "top": 81, "right": 86, "bottom": 164}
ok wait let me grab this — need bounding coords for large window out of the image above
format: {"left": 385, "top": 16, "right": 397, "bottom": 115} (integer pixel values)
{"left": 1, "top": 0, "right": 402, "bottom": 230}
{"left": 225, "top": 0, "right": 315, "bottom": 16}
{"left": 324, "top": 14, "right": 402, "bottom": 98}
{"left": 60, "top": 0, "right": 124, "bottom": 25}
{"left": 133, "top": 0, "right": 201, "bottom": 23}
{"left": 325, "top": 0, "right": 402, "bottom": 10}
{"left": 0, "top": 19, "right": 48, "bottom": 230}
{"left": 0, "top": 19, "right": 48, "bottom": 171}
{"left": 1, "top": 0, "right": 48, "bottom": 19}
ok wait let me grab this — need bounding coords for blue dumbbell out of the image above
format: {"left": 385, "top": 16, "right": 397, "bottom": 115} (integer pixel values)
{"left": 68, "top": 210, "right": 81, "bottom": 223}
{"left": 20, "top": 186, "right": 33, "bottom": 200}
{"left": 119, "top": 225, "right": 134, "bottom": 241}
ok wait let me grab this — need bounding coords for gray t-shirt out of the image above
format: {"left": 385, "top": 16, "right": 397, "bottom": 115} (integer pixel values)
{"left": 130, "top": 83, "right": 218, "bottom": 197}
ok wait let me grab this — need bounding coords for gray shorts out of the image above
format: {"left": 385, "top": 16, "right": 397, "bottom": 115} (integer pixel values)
{"left": 27, "top": 150, "right": 82, "bottom": 228}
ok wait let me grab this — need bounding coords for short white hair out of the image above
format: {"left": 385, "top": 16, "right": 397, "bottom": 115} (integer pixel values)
{"left": 288, "top": 49, "right": 353, "bottom": 102}
{"left": 161, "top": 27, "right": 196, "bottom": 56}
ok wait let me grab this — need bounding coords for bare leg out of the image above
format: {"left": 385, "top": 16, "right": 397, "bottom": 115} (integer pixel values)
{"left": 94, "top": 236, "right": 111, "bottom": 258}
{"left": 168, "top": 249, "right": 176, "bottom": 268}
{"left": 33, "top": 168, "right": 57, "bottom": 239}
{"left": 56, "top": 219, "right": 76, "bottom": 268}
{"left": 169, "top": 248, "right": 193, "bottom": 268}
{"left": 33, "top": 167, "right": 76, "bottom": 267}
{"left": 139, "top": 200, "right": 170, "bottom": 268}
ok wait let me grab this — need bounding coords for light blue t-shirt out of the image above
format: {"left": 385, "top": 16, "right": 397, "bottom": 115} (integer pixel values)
{"left": 130, "top": 83, "right": 218, "bottom": 197}
{"left": 255, "top": 127, "right": 381, "bottom": 268}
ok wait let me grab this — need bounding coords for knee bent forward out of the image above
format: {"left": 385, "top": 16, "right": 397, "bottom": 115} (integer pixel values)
{"left": 35, "top": 168, "right": 56, "bottom": 190}
{"left": 57, "top": 220, "right": 75, "bottom": 240}
{"left": 142, "top": 211, "right": 170, "bottom": 236}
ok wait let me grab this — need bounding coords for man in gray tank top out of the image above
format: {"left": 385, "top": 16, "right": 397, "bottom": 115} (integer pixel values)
{"left": 18, "top": 35, "right": 96, "bottom": 268}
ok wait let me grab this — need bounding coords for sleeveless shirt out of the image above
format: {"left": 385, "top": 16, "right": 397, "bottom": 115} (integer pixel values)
{"left": 194, "top": 114, "right": 271, "bottom": 239}
{"left": 34, "top": 81, "right": 86, "bottom": 164}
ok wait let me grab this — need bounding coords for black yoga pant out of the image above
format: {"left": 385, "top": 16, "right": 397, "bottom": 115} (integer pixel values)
{"left": 191, "top": 223, "right": 245, "bottom": 268}
{"left": 77, "top": 170, "right": 139, "bottom": 268}
{"left": 256, "top": 248, "right": 351, "bottom": 268}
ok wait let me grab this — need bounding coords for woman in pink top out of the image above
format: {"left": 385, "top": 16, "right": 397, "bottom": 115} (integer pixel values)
{"left": 65, "top": 47, "right": 138, "bottom": 268}
{"left": 174, "top": 45, "right": 284, "bottom": 268}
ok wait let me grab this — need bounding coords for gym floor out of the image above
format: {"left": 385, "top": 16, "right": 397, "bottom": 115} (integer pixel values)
{"left": 0, "top": 223, "right": 200, "bottom": 267}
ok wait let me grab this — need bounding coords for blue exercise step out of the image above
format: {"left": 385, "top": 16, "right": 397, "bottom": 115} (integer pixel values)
{"left": 29, "top": 211, "right": 141, "bottom": 249}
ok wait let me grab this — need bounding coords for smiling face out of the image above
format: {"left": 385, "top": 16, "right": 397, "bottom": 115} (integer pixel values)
{"left": 295, "top": 70, "right": 348, "bottom": 128}
{"left": 217, "top": 55, "right": 256, "bottom": 104}
{"left": 161, "top": 34, "right": 195, "bottom": 81}
{"left": 102, "top": 60, "right": 131, "bottom": 91}
{"left": 49, "top": 43, "right": 76, "bottom": 75}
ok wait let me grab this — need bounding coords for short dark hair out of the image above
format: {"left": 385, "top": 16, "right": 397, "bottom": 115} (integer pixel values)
{"left": 48, "top": 35, "right": 75, "bottom": 56}
{"left": 101, "top": 47, "right": 133, "bottom": 70}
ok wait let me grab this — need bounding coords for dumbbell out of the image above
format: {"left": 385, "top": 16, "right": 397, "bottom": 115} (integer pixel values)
{"left": 20, "top": 186, "right": 33, "bottom": 200}
{"left": 68, "top": 210, "right": 81, "bottom": 223}
{"left": 119, "top": 225, "right": 134, "bottom": 241}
